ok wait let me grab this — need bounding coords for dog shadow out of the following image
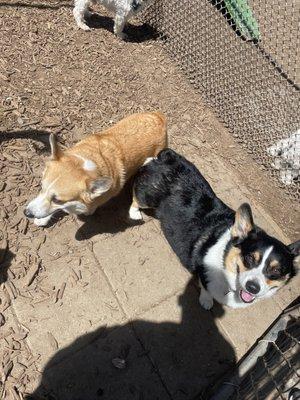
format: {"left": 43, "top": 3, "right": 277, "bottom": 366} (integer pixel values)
{"left": 75, "top": 180, "right": 143, "bottom": 241}
{"left": 0, "top": 129, "right": 52, "bottom": 153}
{"left": 0, "top": 246, "right": 14, "bottom": 285}
{"left": 88, "top": 14, "right": 159, "bottom": 43}
{"left": 26, "top": 278, "right": 237, "bottom": 400}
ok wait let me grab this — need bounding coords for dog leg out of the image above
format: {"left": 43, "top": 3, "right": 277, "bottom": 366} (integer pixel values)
{"left": 73, "top": 0, "right": 92, "bottom": 31}
{"left": 129, "top": 196, "right": 143, "bottom": 221}
{"left": 113, "top": 12, "right": 128, "bottom": 39}
{"left": 199, "top": 282, "right": 214, "bottom": 310}
{"left": 34, "top": 215, "right": 52, "bottom": 227}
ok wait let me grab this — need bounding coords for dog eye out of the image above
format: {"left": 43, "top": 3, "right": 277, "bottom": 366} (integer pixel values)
{"left": 271, "top": 267, "right": 281, "bottom": 275}
{"left": 267, "top": 266, "right": 282, "bottom": 279}
{"left": 244, "top": 254, "right": 254, "bottom": 264}
{"left": 52, "top": 195, "right": 64, "bottom": 205}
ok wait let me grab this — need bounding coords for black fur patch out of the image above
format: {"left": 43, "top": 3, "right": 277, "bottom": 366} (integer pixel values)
{"left": 131, "top": 0, "right": 141, "bottom": 11}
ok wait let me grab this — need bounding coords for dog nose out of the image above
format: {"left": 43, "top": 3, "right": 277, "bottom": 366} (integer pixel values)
{"left": 24, "top": 208, "right": 34, "bottom": 219}
{"left": 245, "top": 280, "right": 260, "bottom": 294}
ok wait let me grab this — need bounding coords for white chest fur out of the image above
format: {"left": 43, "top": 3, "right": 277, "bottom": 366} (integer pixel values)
{"left": 202, "top": 229, "right": 247, "bottom": 308}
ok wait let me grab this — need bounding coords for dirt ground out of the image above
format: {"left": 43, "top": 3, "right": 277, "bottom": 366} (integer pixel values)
{"left": 0, "top": 1, "right": 299, "bottom": 400}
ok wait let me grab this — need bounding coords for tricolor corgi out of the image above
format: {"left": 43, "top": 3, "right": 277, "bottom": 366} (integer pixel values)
{"left": 133, "top": 149, "right": 299, "bottom": 309}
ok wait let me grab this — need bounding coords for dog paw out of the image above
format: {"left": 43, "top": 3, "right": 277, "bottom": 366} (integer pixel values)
{"left": 34, "top": 216, "right": 52, "bottom": 227}
{"left": 199, "top": 292, "right": 214, "bottom": 310}
{"left": 129, "top": 206, "right": 143, "bottom": 221}
{"left": 116, "top": 32, "right": 128, "bottom": 41}
{"left": 77, "top": 21, "right": 91, "bottom": 31}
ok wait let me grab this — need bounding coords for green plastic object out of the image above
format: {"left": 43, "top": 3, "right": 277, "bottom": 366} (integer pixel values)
{"left": 224, "top": 0, "right": 260, "bottom": 41}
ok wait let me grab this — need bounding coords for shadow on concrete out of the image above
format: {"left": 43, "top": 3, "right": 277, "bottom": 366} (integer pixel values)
{"left": 0, "top": 246, "right": 14, "bottom": 285}
{"left": 75, "top": 179, "right": 143, "bottom": 241}
{"left": 26, "top": 279, "right": 236, "bottom": 400}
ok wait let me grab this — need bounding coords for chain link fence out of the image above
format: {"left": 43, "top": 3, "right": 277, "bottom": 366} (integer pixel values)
{"left": 209, "top": 300, "right": 300, "bottom": 400}
{"left": 141, "top": 0, "right": 300, "bottom": 202}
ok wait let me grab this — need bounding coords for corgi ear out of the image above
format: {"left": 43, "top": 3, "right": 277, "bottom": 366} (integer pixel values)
{"left": 287, "top": 240, "right": 300, "bottom": 273}
{"left": 89, "top": 177, "right": 112, "bottom": 199}
{"left": 49, "top": 133, "right": 61, "bottom": 160}
{"left": 287, "top": 240, "right": 300, "bottom": 255}
{"left": 231, "top": 203, "right": 254, "bottom": 240}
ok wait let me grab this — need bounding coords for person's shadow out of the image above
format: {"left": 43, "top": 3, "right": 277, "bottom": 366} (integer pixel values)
{"left": 26, "top": 279, "right": 236, "bottom": 400}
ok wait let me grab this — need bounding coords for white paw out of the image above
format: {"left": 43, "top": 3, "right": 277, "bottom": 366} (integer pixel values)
{"left": 77, "top": 21, "right": 91, "bottom": 31}
{"left": 117, "top": 32, "right": 128, "bottom": 40}
{"left": 199, "top": 292, "right": 214, "bottom": 310}
{"left": 34, "top": 215, "right": 52, "bottom": 227}
{"left": 129, "top": 206, "right": 143, "bottom": 221}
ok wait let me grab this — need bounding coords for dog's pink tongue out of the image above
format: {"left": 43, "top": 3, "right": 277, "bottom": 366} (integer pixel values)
{"left": 240, "top": 290, "right": 255, "bottom": 303}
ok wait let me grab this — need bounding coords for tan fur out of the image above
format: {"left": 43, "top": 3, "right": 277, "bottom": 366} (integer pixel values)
{"left": 253, "top": 251, "right": 261, "bottom": 263}
{"left": 224, "top": 247, "right": 247, "bottom": 273}
{"left": 231, "top": 204, "right": 254, "bottom": 239}
{"left": 42, "top": 112, "right": 167, "bottom": 215}
{"left": 265, "top": 260, "right": 288, "bottom": 288}
{"left": 265, "top": 278, "right": 285, "bottom": 288}
{"left": 269, "top": 259, "right": 279, "bottom": 268}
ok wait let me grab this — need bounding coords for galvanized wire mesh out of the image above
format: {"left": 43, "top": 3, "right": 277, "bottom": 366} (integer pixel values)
{"left": 140, "top": 0, "right": 300, "bottom": 201}
{"left": 210, "top": 302, "right": 300, "bottom": 400}
{"left": 229, "top": 321, "right": 300, "bottom": 399}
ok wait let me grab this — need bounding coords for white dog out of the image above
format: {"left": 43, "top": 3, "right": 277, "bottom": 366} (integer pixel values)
{"left": 267, "top": 130, "right": 300, "bottom": 185}
{"left": 73, "top": 0, "right": 150, "bottom": 39}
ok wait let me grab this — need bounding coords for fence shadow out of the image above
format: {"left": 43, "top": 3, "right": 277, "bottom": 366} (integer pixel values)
{"left": 26, "top": 279, "right": 236, "bottom": 399}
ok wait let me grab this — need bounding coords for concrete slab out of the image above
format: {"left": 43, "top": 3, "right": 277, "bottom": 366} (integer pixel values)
{"left": 12, "top": 220, "right": 126, "bottom": 372}
{"left": 133, "top": 281, "right": 236, "bottom": 400}
{"left": 213, "top": 298, "right": 283, "bottom": 358}
{"left": 29, "top": 324, "right": 170, "bottom": 400}
{"left": 84, "top": 202, "right": 190, "bottom": 317}
{"left": 273, "top": 275, "right": 300, "bottom": 311}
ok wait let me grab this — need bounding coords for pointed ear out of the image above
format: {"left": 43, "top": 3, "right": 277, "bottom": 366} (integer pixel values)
{"left": 49, "top": 133, "right": 61, "bottom": 160}
{"left": 287, "top": 240, "right": 300, "bottom": 255}
{"left": 231, "top": 203, "right": 254, "bottom": 240}
{"left": 89, "top": 177, "right": 112, "bottom": 199}
{"left": 287, "top": 240, "right": 300, "bottom": 273}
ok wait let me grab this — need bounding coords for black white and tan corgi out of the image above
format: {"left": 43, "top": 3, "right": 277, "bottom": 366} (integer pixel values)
{"left": 132, "top": 149, "right": 300, "bottom": 309}
{"left": 24, "top": 112, "right": 167, "bottom": 226}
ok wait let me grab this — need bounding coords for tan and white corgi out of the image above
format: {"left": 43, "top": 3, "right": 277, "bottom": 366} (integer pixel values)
{"left": 24, "top": 112, "right": 167, "bottom": 226}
